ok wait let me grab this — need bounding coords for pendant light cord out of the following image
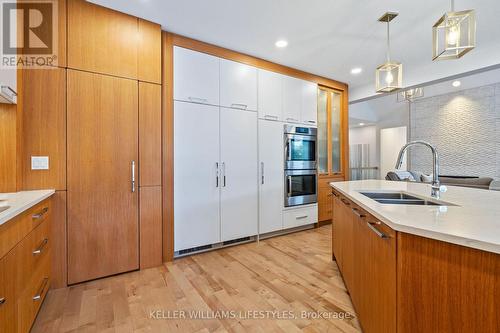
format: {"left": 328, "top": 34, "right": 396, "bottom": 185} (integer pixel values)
{"left": 386, "top": 18, "right": 391, "bottom": 62}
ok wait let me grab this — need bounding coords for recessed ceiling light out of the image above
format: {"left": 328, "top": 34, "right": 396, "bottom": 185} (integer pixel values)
{"left": 275, "top": 40, "right": 288, "bottom": 48}
{"left": 359, "top": 123, "right": 365, "bottom": 126}
{"left": 452, "top": 80, "right": 461, "bottom": 87}
{"left": 351, "top": 67, "right": 362, "bottom": 75}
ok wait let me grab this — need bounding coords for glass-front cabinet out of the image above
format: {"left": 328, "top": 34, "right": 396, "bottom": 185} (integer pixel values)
{"left": 317, "top": 87, "right": 343, "bottom": 176}
{"left": 317, "top": 86, "right": 346, "bottom": 222}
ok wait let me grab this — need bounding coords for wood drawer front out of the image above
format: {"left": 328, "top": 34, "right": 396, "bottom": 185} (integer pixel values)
{"left": 11, "top": 219, "right": 51, "bottom": 296}
{"left": 16, "top": 255, "right": 50, "bottom": 333}
{"left": 0, "top": 257, "right": 15, "bottom": 333}
{"left": 0, "top": 199, "right": 51, "bottom": 259}
{"left": 284, "top": 206, "right": 318, "bottom": 229}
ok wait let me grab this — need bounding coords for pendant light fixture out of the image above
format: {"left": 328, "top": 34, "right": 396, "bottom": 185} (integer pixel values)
{"left": 375, "top": 12, "right": 402, "bottom": 93}
{"left": 432, "top": 0, "right": 475, "bottom": 60}
{"left": 397, "top": 87, "right": 424, "bottom": 102}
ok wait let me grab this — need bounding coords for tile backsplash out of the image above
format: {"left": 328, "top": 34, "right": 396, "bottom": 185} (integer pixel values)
{"left": 409, "top": 83, "right": 500, "bottom": 178}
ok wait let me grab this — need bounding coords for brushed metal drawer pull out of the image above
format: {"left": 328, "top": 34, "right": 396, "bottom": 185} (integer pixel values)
{"left": 341, "top": 198, "right": 350, "bottom": 206}
{"left": 366, "top": 222, "right": 389, "bottom": 239}
{"left": 33, "top": 238, "right": 49, "bottom": 256}
{"left": 32, "top": 207, "right": 49, "bottom": 220}
{"left": 264, "top": 114, "right": 279, "bottom": 120}
{"left": 352, "top": 208, "right": 366, "bottom": 218}
{"left": 0, "top": 297, "right": 5, "bottom": 305}
{"left": 231, "top": 103, "right": 248, "bottom": 110}
{"left": 188, "top": 96, "right": 208, "bottom": 104}
{"left": 296, "top": 215, "right": 308, "bottom": 220}
{"left": 33, "top": 278, "right": 49, "bottom": 301}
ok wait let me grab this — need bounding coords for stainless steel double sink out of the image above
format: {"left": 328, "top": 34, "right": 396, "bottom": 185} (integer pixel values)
{"left": 359, "top": 191, "right": 452, "bottom": 206}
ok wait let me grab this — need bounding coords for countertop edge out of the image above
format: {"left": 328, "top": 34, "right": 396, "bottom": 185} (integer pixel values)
{"left": 330, "top": 183, "right": 500, "bottom": 255}
{"left": 0, "top": 190, "right": 56, "bottom": 226}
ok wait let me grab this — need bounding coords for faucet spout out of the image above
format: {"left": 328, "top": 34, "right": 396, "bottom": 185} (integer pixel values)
{"left": 395, "top": 141, "right": 441, "bottom": 199}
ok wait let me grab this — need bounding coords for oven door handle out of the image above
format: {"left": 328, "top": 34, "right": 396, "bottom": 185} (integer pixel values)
{"left": 287, "top": 176, "right": 292, "bottom": 197}
{"left": 286, "top": 140, "right": 291, "bottom": 161}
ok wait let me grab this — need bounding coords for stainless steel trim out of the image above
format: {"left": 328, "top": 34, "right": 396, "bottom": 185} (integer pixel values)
{"left": 222, "top": 162, "right": 226, "bottom": 187}
{"left": 284, "top": 169, "right": 318, "bottom": 207}
{"left": 284, "top": 125, "right": 318, "bottom": 136}
{"left": 131, "top": 161, "right": 136, "bottom": 192}
{"left": 283, "top": 125, "right": 318, "bottom": 170}
{"left": 216, "top": 162, "right": 219, "bottom": 187}
{"left": 187, "top": 96, "right": 208, "bottom": 104}
{"left": 32, "top": 238, "right": 49, "bottom": 256}
{"left": 296, "top": 215, "right": 308, "bottom": 220}
{"left": 231, "top": 103, "right": 248, "bottom": 110}
{"left": 0, "top": 297, "right": 5, "bottom": 305}
{"left": 261, "top": 162, "right": 265, "bottom": 185}
{"left": 366, "top": 222, "right": 389, "bottom": 239}
{"left": 352, "top": 208, "right": 366, "bottom": 218}
{"left": 33, "top": 278, "right": 49, "bottom": 301}
{"left": 32, "top": 207, "right": 49, "bottom": 220}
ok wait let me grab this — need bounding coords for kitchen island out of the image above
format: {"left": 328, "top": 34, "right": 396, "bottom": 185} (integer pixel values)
{"left": 330, "top": 180, "right": 499, "bottom": 333}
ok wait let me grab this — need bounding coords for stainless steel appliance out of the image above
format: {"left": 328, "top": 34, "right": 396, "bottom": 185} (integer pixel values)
{"left": 284, "top": 169, "right": 317, "bottom": 207}
{"left": 284, "top": 125, "right": 317, "bottom": 170}
{"left": 284, "top": 125, "right": 318, "bottom": 207}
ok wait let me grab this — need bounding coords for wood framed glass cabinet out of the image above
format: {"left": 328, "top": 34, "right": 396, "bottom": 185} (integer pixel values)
{"left": 317, "top": 86, "right": 347, "bottom": 222}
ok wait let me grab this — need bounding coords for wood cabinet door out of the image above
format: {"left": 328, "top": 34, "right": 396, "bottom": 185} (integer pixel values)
{"left": 68, "top": 0, "right": 138, "bottom": 79}
{"left": 318, "top": 179, "right": 333, "bottom": 222}
{"left": 220, "top": 108, "right": 258, "bottom": 241}
{"left": 332, "top": 194, "right": 343, "bottom": 267}
{"left": 258, "top": 69, "right": 283, "bottom": 121}
{"left": 0, "top": 257, "right": 15, "bottom": 333}
{"left": 173, "top": 46, "right": 220, "bottom": 106}
{"left": 67, "top": 70, "right": 139, "bottom": 284}
{"left": 173, "top": 101, "right": 221, "bottom": 252}
{"left": 220, "top": 59, "right": 258, "bottom": 112}
{"left": 258, "top": 120, "right": 284, "bottom": 234}
{"left": 356, "top": 216, "right": 397, "bottom": 333}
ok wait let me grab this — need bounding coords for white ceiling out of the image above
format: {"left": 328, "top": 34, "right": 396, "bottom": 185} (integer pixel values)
{"left": 89, "top": 0, "right": 500, "bottom": 102}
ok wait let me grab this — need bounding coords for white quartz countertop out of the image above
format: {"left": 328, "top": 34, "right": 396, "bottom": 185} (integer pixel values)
{"left": 330, "top": 180, "right": 500, "bottom": 254}
{"left": 0, "top": 190, "right": 55, "bottom": 226}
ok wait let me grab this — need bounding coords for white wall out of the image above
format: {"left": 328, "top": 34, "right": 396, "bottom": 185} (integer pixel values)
{"left": 380, "top": 127, "right": 408, "bottom": 179}
{"left": 349, "top": 125, "right": 378, "bottom": 166}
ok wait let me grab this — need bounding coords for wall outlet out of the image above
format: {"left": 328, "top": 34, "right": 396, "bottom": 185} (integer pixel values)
{"left": 31, "top": 156, "right": 49, "bottom": 170}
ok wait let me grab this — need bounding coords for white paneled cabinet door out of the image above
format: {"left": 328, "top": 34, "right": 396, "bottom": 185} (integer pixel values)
{"left": 258, "top": 69, "right": 283, "bottom": 121}
{"left": 174, "top": 101, "right": 221, "bottom": 251}
{"left": 220, "top": 108, "right": 258, "bottom": 241}
{"left": 220, "top": 59, "right": 257, "bottom": 111}
{"left": 282, "top": 76, "right": 302, "bottom": 123}
{"left": 301, "top": 81, "right": 318, "bottom": 126}
{"left": 258, "top": 120, "right": 284, "bottom": 234}
{"left": 173, "top": 46, "right": 219, "bottom": 106}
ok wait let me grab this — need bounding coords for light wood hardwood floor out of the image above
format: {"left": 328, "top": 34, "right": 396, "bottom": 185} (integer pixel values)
{"left": 32, "top": 225, "right": 361, "bottom": 332}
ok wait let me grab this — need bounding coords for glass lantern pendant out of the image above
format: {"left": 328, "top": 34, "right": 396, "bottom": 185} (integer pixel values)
{"left": 376, "top": 12, "right": 402, "bottom": 93}
{"left": 433, "top": 0, "right": 476, "bottom": 60}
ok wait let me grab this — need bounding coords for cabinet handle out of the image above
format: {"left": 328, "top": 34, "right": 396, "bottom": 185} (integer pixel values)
{"left": 286, "top": 117, "right": 299, "bottom": 122}
{"left": 0, "top": 297, "right": 5, "bottom": 306}
{"left": 366, "top": 221, "right": 389, "bottom": 239}
{"left": 131, "top": 160, "right": 136, "bottom": 193}
{"left": 231, "top": 103, "right": 248, "bottom": 110}
{"left": 296, "top": 215, "right": 308, "bottom": 220}
{"left": 32, "top": 207, "right": 49, "bottom": 220}
{"left": 307, "top": 120, "right": 316, "bottom": 124}
{"left": 188, "top": 96, "right": 208, "bottom": 104}
{"left": 352, "top": 208, "right": 366, "bottom": 218}
{"left": 261, "top": 162, "right": 265, "bottom": 185}
{"left": 215, "top": 162, "right": 219, "bottom": 188}
{"left": 32, "top": 238, "right": 49, "bottom": 256}
{"left": 264, "top": 115, "right": 278, "bottom": 120}
{"left": 341, "top": 198, "right": 350, "bottom": 206}
{"left": 33, "top": 278, "right": 49, "bottom": 301}
{"left": 222, "top": 162, "right": 226, "bottom": 187}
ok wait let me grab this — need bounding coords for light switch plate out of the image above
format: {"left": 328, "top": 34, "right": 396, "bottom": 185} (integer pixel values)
{"left": 31, "top": 156, "right": 49, "bottom": 170}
